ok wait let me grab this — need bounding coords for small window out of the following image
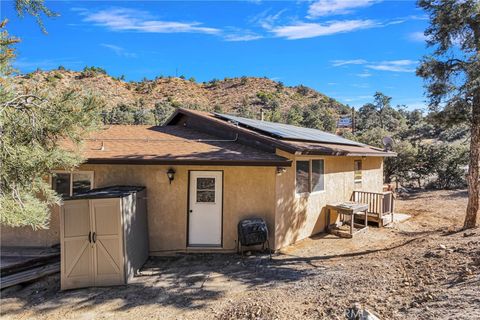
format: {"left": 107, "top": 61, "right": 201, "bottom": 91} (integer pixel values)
{"left": 72, "top": 173, "right": 93, "bottom": 195}
{"left": 296, "top": 160, "right": 325, "bottom": 194}
{"left": 196, "top": 177, "right": 215, "bottom": 203}
{"left": 52, "top": 171, "right": 93, "bottom": 197}
{"left": 296, "top": 161, "right": 310, "bottom": 194}
{"left": 354, "top": 160, "right": 362, "bottom": 183}
{"left": 52, "top": 173, "right": 71, "bottom": 198}
{"left": 312, "top": 160, "right": 325, "bottom": 192}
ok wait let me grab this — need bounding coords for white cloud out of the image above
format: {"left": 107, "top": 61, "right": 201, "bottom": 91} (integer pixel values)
{"left": 331, "top": 59, "right": 417, "bottom": 73}
{"left": 100, "top": 44, "right": 137, "bottom": 58}
{"left": 271, "top": 20, "right": 377, "bottom": 40}
{"left": 252, "top": 9, "right": 286, "bottom": 30}
{"left": 408, "top": 31, "right": 427, "bottom": 42}
{"left": 366, "top": 60, "right": 417, "bottom": 72}
{"left": 331, "top": 59, "right": 367, "bottom": 67}
{"left": 81, "top": 8, "right": 220, "bottom": 35}
{"left": 356, "top": 71, "right": 372, "bottom": 77}
{"left": 224, "top": 33, "right": 263, "bottom": 42}
{"left": 308, "top": 0, "right": 379, "bottom": 18}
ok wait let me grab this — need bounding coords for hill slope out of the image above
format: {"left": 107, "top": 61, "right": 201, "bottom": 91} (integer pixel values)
{"left": 11, "top": 69, "right": 351, "bottom": 128}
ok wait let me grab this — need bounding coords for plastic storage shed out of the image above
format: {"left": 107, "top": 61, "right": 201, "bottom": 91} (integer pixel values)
{"left": 60, "top": 186, "right": 148, "bottom": 290}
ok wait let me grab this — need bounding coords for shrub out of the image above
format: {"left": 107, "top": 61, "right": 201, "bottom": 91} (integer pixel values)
{"left": 296, "top": 85, "right": 310, "bottom": 96}
{"left": 78, "top": 66, "right": 107, "bottom": 79}
{"left": 45, "top": 74, "right": 57, "bottom": 83}
{"left": 275, "top": 81, "right": 284, "bottom": 91}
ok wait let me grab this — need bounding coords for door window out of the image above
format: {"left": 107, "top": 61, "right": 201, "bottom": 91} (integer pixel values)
{"left": 196, "top": 177, "right": 215, "bottom": 203}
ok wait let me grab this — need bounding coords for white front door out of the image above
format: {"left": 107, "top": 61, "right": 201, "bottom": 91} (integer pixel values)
{"left": 188, "top": 171, "right": 223, "bottom": 247}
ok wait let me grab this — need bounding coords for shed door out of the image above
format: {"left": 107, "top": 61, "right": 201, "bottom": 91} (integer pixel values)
{"left": 91, "top": 199, "right": 125, "bottom": 286}
{"left": 188, "top": 171, "right": 223, "bottom": 247}
{"left": 61, "top": 200, "right": 93, "bottom": 290}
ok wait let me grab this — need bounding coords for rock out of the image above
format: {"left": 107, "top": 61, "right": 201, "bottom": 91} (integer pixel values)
{"left": 439, "top": 244, "right": 447, "bottom": 250}
{"left": 347, "top": 303, "right": 380, "bottom": 320}
{"left": 463, "top": 231, "right": 476, "bottom": 237}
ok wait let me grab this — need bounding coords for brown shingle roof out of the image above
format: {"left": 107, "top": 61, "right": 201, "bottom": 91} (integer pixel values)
{"left": 72, "top": 125, "right": 291, "bottom": 166}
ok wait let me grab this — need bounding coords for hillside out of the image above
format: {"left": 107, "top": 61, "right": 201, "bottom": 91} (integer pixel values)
{"left": 11, "top": 68, "right": 350, "bottom": 126}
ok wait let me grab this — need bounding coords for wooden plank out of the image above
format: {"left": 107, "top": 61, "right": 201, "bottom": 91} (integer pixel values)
{"left": 1, "top": 254, "right": 60, "bottom": 277}
{"left": 0, "top": 262, "right": 60, "bottom": 289}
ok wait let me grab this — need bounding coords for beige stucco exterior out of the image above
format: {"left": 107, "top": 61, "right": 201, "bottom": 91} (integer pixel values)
{"left": 274, "top": 150, "right": 384, "bottom": 249}
{"left": 1, "top": 153, "right": 384, "bottom": 253}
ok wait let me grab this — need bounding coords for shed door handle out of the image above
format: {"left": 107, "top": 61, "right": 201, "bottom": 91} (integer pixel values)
{"left": 88, "top": 231, "right": 92, "bottom": 243}
{"left": 92, "top": 232, "right": 97, "bottom": 243}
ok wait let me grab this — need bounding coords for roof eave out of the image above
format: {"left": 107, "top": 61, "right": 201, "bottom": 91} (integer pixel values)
{"left": 85, "top": 158, "right": 293, "bottom": 167}
{"left": 300, "top": 150, "right": 397, "bottom": 157}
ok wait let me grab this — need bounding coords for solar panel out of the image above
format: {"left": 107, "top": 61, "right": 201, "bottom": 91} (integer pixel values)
{"left": 214, "top": 113, "right": 364, "bottom": 146}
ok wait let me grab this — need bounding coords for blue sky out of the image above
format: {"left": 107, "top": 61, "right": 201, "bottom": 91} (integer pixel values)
{"left": 2, "top": 0, "right": 431, "bottom": 109}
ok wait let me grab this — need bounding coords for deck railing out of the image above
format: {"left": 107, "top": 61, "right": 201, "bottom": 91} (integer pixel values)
{"left": 351, "top": 191, "right": 394, "bottom": 217}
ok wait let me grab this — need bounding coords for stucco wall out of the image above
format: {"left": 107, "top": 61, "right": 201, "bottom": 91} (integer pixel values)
{"left": 86, "top": 164, "right": 277, "bottom": 254}
{"left": 1, "top": 156, "right": 384, "bottom": 252}
{"left": 1, "top": 165, "right": 278, "bottom": 252}
{"left": 1, "top": 206, "right": 61, "bottom": 247}
{"left": 274, "top": 150, "right": 384, "bottom": 250}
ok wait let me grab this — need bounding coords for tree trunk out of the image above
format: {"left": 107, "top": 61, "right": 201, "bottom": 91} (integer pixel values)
{"left": 463, "top": 97, "right": 480, "bottom": 229}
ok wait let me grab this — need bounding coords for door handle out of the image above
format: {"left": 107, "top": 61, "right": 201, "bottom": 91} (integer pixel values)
{"left": 189, "top": 209, "right": 193, "bottom": 213}
{"left": 88, "top": 231, "right": 92, "bottom": 243}
{"left": 92, "top": 232, "right": 97, "bottom": 243}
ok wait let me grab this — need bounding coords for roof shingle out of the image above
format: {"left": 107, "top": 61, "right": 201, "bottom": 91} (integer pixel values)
{"left": 70, "top": 125, "right": 291, "bottom": 166}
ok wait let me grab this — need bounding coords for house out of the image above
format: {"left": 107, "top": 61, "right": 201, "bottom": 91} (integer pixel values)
{"left": 1, "top": 108, "right": 395, "bottom": 253}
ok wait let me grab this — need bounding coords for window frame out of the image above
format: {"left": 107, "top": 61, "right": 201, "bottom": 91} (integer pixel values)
{"left": 311, "top": 159, "right": 325, "bottom": 194}
{"left": 50, "top": 170, "right": 94, "bottom": 197}
{"left": 295, "top": 159, "right": 326, "bottom": 196}
{"left": 354, "top": 160, "right": 363, "bottom": 184}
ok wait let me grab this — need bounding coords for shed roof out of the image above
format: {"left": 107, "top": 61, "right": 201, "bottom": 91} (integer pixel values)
{"left": 65, "top": 186, "right": 145, "bottom": 200}
{"left": 70, "top": 125, "right": 291, "bottom": 166}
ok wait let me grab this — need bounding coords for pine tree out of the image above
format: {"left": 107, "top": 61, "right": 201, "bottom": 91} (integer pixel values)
{"left": 0, "top": 1, "right": 102, "bottom": 228}
{"left": 417, "top": 0, "right": 480, "bottom": 228}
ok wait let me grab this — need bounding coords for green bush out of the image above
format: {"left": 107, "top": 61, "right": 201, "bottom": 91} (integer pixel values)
{"left": 78, "top": 66, "right": 107, "bottom": 79}
{"left": 296, "top": 85, "right": 309, "bottom": 96}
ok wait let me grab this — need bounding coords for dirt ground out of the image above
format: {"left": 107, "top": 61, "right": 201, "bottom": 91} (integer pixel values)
{"left": 1, "top": 189, "right": 479, "bottom": 320}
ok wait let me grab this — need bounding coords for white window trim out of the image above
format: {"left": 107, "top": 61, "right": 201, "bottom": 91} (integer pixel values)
{"left": 295, "top": 159, "right": 326, "bottom": 197}
{"left": 50, "top": 170, "right": 94, "bottom": 196}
